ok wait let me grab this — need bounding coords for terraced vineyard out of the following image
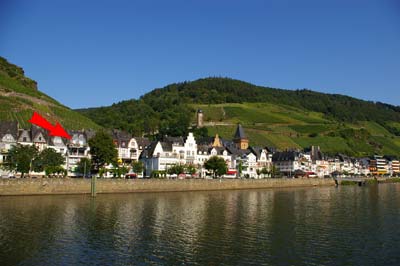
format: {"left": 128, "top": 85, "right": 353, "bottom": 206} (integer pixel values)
{"left": 0, "top": 57, "right": 100, "bottom": 130}
{"left": 192, "top": 103, "right": 400, "bottom": 156}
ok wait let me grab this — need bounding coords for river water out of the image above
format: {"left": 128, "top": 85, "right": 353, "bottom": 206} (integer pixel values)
{"left": 1, "top": 184, "right": 399, "bottom": 266}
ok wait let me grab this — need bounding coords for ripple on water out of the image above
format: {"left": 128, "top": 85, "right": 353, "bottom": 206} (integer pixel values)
{"left": 0, "top": 184, "right": 400, "bottom": 266}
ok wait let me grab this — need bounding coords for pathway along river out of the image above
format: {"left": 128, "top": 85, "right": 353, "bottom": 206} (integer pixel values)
{"left": 1, "top": 184, "right": 399, "bottom": 265}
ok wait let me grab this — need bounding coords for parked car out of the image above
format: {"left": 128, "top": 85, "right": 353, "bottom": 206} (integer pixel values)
{"left": 125, "top": 173, "right": 137, "bottom": 179}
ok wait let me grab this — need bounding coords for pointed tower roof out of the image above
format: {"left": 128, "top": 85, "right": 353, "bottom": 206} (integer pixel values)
{"left": 234, "top": 124, "right": 247, "bottom": 139}
{"left": 212, "top": 134, "right": 222, "bottom": 147}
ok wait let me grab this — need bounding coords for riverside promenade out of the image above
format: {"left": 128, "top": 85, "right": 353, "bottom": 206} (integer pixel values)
{"left": 0, "top": 178, "right": 336, "bottom": 196}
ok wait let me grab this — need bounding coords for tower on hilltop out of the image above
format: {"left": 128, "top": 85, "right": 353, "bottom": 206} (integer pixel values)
{"left": 233, "top": 124, "right": 249, "bottom": 150}
{"left": 196, "top": 109, "right": 203, "bottom": 128}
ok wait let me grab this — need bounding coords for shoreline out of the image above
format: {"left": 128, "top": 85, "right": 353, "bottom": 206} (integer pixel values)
{"left": 1, "top": 178, "right": 336, "bottom": 196}
{"left": 0, "top": 177, "right": 398, "bottom": 196}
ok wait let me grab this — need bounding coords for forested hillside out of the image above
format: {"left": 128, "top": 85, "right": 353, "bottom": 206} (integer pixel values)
{"left": 78, "top": 77, "right": 400, "bottom": 156}
{"left": 0, "top": 56, "right": 100, "bottom": 129}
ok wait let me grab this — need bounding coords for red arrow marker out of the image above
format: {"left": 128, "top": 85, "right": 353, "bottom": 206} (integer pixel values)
{"left": 49, "top": 122, "right": 71, "bottom": 139}
{"left": 28, "top": 112, "right": 72, "bottom": 139}
{"left": 28, "top": 111, "right": 54, "bottom": 131}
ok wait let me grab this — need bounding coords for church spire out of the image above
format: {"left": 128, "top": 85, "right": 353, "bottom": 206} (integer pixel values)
{"left": 233, "top": 124, "right": 249, "bottom": 150}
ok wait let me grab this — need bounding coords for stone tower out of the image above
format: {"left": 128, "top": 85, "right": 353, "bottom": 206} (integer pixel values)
{"left": 233, "top": 124, "right": 249, "bottom": 150}
{"left": 196, "top": 109, "right": 204, "bottom": 128}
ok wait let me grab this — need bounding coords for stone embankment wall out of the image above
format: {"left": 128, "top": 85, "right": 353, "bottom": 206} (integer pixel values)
{"left": 0, "top": 178, "right": 335, "bottom": 196}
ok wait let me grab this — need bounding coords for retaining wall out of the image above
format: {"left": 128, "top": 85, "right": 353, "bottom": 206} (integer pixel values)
{"left": 0, "top": 178, "right": 336, "bottom": 196}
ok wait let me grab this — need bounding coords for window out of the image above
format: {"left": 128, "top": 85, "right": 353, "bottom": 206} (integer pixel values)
{"left": 23, "top": 137, "right": 27, "bottom": 142}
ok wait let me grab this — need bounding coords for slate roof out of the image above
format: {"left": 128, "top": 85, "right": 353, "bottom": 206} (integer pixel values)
{"left": 0, "top": 121, "right": 18, "bottom": 140}
{"left": 272, "top": 151, "right": 300, "bottom": 162}
{"left": 139, "top": 141, "right": 158, "bottom": 159}
{"left": 196, "top": 136, "right": 214, "bottom": 146}
{"left": 265, "top": 146, "right": 277, "bottom": 153}
{"left": 112, "top": 129, "right": 132, "bottom": 143}
{"left": 213, "top": 146, "right": 231, "bottom": 155}
{"left": 18, "top": 129, "right": 31, "bottom": 142}
{"left": 160, "top": 141, "right": 173, "bottom": 152}
{"left": 249, "top": 146, "right": 264, "bottom": 159}
{"left": 31, "top": 125, "right": 48, "bottom": 143}
{"left": 197, "top": 145, "right": 210, "bottom": 153}
{"left": 225, "top": 145, "right": 248, "bottom": 157}
{"left": 163, "top": 136, "right": 184, "bottom": 146}
{"left": 135, "top": 137, "right": 150, "bottom": 149}
{"left": 233, "top": 124, "right": 247, "bottom": 139}
{"left": 48, "top": 136, "right": 68, "bottom": 146}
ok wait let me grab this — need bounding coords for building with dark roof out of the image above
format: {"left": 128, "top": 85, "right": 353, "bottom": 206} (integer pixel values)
{"left": 272, "top": 151, "right": 301, "bottom": 176}
{"left": 233, "top": 124, "right": 249, "bottom": 150}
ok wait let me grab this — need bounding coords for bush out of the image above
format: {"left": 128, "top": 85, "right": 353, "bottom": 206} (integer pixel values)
{"left": 340, "top": 180, "right": 358, "bottom": 185}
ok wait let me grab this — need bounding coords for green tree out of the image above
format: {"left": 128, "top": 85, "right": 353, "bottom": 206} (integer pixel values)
{"left": 256, "top": 168, "right": 261, "bottom": 178}
{"left": 33, "top": 148, "right": 65, "bottom": 176}
{"left": 88, "top": 130, "right": 118, "bottom": 170}
{"left": 167, "top": 164, "right": 185, "bottom": 176}
{"left": 193, "top": 127, "right": 209, "bottom": 139}
{"left": 131, "top": 160, "right": 144, "bottom": 175}
{"left": 3, "top": 144, "right": 38, "bottom": 178}
{"left": 151, "top": 170, "right": 167, "bottom": 179}
{"left": 44, "top": 166, "right": 67, "bottom": 177}
{"left": 204, "top": 156, "right": 227, "bottom": 178}
{"left": 270, "top": 165, "right": 279, "bottom": 178}
{"left": 76, "top": 158, "right": 92, "bottom": 177}
{"left": 236, "top": 160, "right": 247, "bottom": 178}
{"left": 112, "top": 165, "right": 129, "bottom": 178}
{"left": 186, "top": 164, "right": 197, "bottom": 176}
{"left": 261, "top": 167, "right": 269, "bottom": 178}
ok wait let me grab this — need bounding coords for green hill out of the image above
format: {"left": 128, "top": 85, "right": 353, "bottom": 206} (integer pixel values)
{"left": 78, "top": 77, "right": 400, "bottom": 157}
{"left": 0, "top": 56, "right": 100, "bottom": 130}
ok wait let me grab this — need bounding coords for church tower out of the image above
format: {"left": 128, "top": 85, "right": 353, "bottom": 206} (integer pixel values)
{"left": 233, "top": 124, "right": 249, "bottom": 150}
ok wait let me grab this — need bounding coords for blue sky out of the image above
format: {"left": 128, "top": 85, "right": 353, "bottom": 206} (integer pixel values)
{"left": 1, "top": 0, "right": 399, "bottom": 109}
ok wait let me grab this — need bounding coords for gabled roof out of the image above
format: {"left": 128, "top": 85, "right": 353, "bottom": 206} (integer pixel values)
{"left": 233, "top": 124, "right": 247, "bottom": 139}
{"left": 212, "top": 146, "right": 231, "bottom": 155}
{"left": 196, "top": 136, "right": 214, "bottom": 146}
{"left": 49, "top": 136, "right": 68, "bottom": 147}
{"left": 160, "top": 141, "right": 173, "bottom": 152}
{"left": 134, "top": 137, "right": 150, "bottom": 149}
{"left": 265, "top": 146, "right": 277, "bottom": 153}
{"left": 112, "top": 129, "right": 132, "bottom": 143}
{"left": 18, "top": 129, "right": 32, "bottom": 142}
{"left": 140, "top": 141, "right": 158, "bottom": 159}
{"left": 249, "top": 146, "right": 265, "bottom": 159}
{"left": 31, "top": 125, "right": 48, "bottom": 143}
{"left": 163, "top": 136, "right": 184, "bottom": 146}
{"left": 197, "top": 145, "right": 210, "bottom": 153}
{"left": 0, "top": 121, "right": 18, "bottom": 139}
{"left": 225, "top": 145, "right": 248, "bottom": 156}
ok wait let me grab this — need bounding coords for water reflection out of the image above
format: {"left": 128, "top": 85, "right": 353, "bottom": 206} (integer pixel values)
{"left": 1, "top": 184, "right": 400, "bottom": 265}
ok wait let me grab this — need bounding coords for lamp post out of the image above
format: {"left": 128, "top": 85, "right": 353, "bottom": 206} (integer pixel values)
{"left": 65, "top": 144, "right": 70, "bottom": 178}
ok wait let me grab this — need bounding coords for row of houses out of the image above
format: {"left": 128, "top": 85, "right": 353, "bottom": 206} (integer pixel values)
{"left": 0, "top": 121, "right": 399, "bottom": 178}
{"left": 0, "top": 122, "right": 93, "bottom": 176}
